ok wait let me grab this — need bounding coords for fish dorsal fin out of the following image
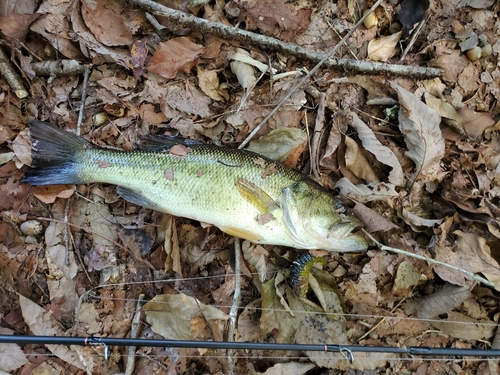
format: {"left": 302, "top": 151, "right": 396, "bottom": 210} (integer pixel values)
{"left": 235, "top": 178, "right": 279, "bottom": 214}
{"left": 137, "top": 134, "right": 202, "bottom": 151}
{"left": 116, "top": 187, "right": 160, "bottom": 211}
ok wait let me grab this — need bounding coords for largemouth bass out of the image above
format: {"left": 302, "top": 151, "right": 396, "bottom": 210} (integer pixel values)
{"left": 22, "top": 120, "right": 367, "bottom": 251}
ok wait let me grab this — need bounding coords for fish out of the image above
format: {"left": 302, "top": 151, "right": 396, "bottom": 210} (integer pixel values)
{"left": 21, "top": 120, "right": 368, "bottom": 251}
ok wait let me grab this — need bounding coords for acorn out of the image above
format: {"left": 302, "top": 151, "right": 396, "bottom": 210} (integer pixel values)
{"left": 466, "top": 46, "right": 482, "bottom": 61}
{"left": 363, "top": 9, "right": 378, "bottom": 29}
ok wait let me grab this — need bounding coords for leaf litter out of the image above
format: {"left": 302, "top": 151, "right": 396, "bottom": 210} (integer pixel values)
{"left": 0, "top": 0, "right": 500, "bottom": 374}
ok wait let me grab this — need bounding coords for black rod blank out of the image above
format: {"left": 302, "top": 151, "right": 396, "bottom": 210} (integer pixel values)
{"left": 0, "top": 335, "right": 498, "bottom": 358}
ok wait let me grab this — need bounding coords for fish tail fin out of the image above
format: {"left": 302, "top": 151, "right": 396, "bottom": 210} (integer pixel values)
{"left": 21, "top": 120, "right": 89, "bottom": 185}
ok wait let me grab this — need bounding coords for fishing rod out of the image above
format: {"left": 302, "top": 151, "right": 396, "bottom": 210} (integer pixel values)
{"left": 0, "top": 335, "right": 499, "bottom": 364}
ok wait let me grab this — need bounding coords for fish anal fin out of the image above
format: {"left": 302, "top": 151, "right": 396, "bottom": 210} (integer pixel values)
{"left": 235, "top": 178, "right": 279, "bottom": 214}
{"left": 116, "top": 187, "right": 159, "bottom": 211}
{"left": 220, "top": 225, "right": 264, "bottom": 242}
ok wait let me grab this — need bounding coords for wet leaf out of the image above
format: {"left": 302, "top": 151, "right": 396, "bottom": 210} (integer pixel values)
{"left": 344, "top": 136, "right": 380, "bottom": 183}
{"left": 197, "top": 66, "right": 228, "bottom": 101}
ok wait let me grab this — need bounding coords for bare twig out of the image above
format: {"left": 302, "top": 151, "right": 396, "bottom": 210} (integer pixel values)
{"left": 311, "top": 92, "right": 326, "bottom": 180}
{"left": 0, "top": 46, "right": 28, "bottom": 99}
{"left": 363, "top": 230, "right": 498, "bottom": 290}
{"left": 129, "top": 0, "right": 442, "bottom": 79}
{"left": 238, "top": 0, "right": 384, "bottom": 148}
{"left": 76, "top": 66, "right": 91, "bottom": 136}
{"left": 227, "top": 237, "right": 242, "bottom": 374}
{"left": 125, "top": 294, "right": 145, "bottom": 375}
{"left": 400, "top": 15, "right": 430, "bottom": 61}
{"left": 31, "top": 60, "right": 86, "bottom": 77}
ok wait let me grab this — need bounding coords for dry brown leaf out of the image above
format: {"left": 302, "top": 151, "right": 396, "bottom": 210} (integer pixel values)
{"left": 335, "top": 178, "right": 398, "bottom": 203}
{"left": 246, "top": 128, "right": 307, "bottom": 165}
{"left": 163, "top": 81, "right": 212, "bottom": 118}
{"left": 416, "top": 283, "right": 472, "bottom": 319}
{"left": 391, "top": 82, "right": 445, "bottom": 184}
{"left": 250, "top": 362, "right": 315, "bottom": 375}
{"left": 367, "top": 30, "right": 402, "bottom": 62}
{"left": 32, "top": 185, "right": 76, "bottom": 204}
{"left": 147, "top": 37, "right": 204, "bottom": 79}
{"left": 352, "top": 202, "right": 399, "bottom": 232}
{"left": 234, "top": 0, "right": 311, "bottom": 42}
{"left": 401, "top": 208, "right": 443, "bottom": 228}
{"left": 0, "top": 13, "right": 40, "bottom": 42}
{"left": 197, "top": 66, "right": 228, "bottom": 101}
{"left": 425, "top": 96, "right": 465, "bottom": 133}
{"left": 344, "top": 136, "right": 380, "bottom": 183}
{"left": 432, "top": 311, "right": 495, "bottom": 341}
{"left": 457, "top": 106, "right": 495, "bottom": 138}
{"left": 393, "top": 260, "right": 425, "bottom": 290}
{"left": 81, "top": 0, "right": 133, "bottom": 46}
{"left": 350, "top": 112, "right": 404, "bottom": 186}
{"left": 143, "top": 293, "right": 229, "bottom": 340}
{"left": 242, "top": 241, "right": 268, "bottom": 282}
{"left": 454, "top": 230, "right": 500, "bottom": 290}
{"left": 19, "top": 294, "right": 86, "bottom": 370}
{"left": 0, "top": 328, "right": 28, "bottom": 372}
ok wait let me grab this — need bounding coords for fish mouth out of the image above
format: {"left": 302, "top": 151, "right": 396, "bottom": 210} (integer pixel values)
{"left": 327, "top": 217, "right": 368, "bottom": 251}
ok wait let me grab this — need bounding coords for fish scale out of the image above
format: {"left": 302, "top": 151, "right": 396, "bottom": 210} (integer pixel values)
{"left": 22, "top": 120, "right": 368, "bottom": 251}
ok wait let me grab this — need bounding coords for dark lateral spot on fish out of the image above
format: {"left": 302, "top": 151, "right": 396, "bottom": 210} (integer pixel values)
{"left": 95, "top": 159, "right": 113, "bottom": 168}
{"left": 217, "top": 160, "right": 241, "bottom": 167}
{"left": 257, "top": 213, "right": 276, "bottom": 225}
{"left": 261, "top": 163, "right": 277, "bottom": 179}
{"left": 169, "top": 144, "right": 191, "bottom": 157}
{"left": 254, "top": 157, "right": 266, "bottom": 168}
{"left": 196, "top": 170, "right": 203, "bottom": 177}
{"left": 164, "top": 169, "right": 174, "bottom": 181}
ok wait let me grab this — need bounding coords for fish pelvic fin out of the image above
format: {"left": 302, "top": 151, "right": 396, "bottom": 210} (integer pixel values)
{"left": 235, "top": 178, "right": 279, "bottom": 214}
{"left": 21, "top": 120, "right": 89, "bottom": 186}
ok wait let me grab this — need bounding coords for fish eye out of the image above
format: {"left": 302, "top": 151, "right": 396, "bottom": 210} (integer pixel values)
{"left": 335, "top": 201, "right": 346, "bottom": 214}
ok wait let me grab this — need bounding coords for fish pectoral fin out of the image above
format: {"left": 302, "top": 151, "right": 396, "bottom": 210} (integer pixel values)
{"left": 116, "top": 187, "right": 159, "bottom": 211}
{"left": 235, "top": 178, "right": 279, "bottom": 214}
{"left": 219, "top": 225, "right": 264, "bottom": 242}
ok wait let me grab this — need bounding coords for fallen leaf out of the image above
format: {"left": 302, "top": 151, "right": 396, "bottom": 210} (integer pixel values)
{"left": 457, "top": 106, "right": 495, "bottom": 138}
{"left": 197, "top": 66, "right": 228, "bottom": 101}
{"left": 367, "top": 30, "right": 402, "bottom": 62}
{"left": 81, "top": 0, "right": 133, "bottom": 46}
{"left": 391, "top": 82, "right": 445, "bottom": 184}
{"left": 147, "top": 37, "right": 204, "bottom": 79}
{"left": 250, "top": 362, "right": 315, "bottom": 375}
{"left": 246, "top": 127, "right": 307, "bottom": 166}
{"left": 32, "top": 185, "right": 76, "bottom": 204}
{"left": 425, "top": 96, "right": 465, "bottom": 134}
{"left": 352, "top": 202, "right": 399, "bottom": 232}
{"left": 432, "top": 311, "right": 495, "bottom": 341}
{"left": 401, "top": 208, "right": 443, "bottom": 228}
{"left": 344, "top": 136, "right": 380, "bottom": 183}
{"left": 0, "top": 328, "right": 28, "bottom": 372}
{"left": 350, "top": 112, "right": 404, "bottom": 186}
{"left": 335, "top": 178, "right": 399, "bottom": 203}
{"left": 230, "top": 60, "right": 256, "bottom": 90}
{"left": 416, "top": 283, "right": 472, "bottom": 319}
{"left": 242, "top": 241, "right": 268, "bottom": 282}
{"left": 143, "top": 293, "right": 229, "bottom": 340}
{"left": 393, "top": 260, "right": 425, "bottom": 290}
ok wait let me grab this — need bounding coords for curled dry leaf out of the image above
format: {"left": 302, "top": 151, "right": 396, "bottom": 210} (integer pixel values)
{"left": 0, "top": 328, "right": 28, "bottom": 372}
{"left": 246, "top": 127, "right": 307, "bottom": 167}
{"left": 350, "top": 112, "right": 404, "bottom": 186}
{"left": 197, "top": 66, "right": 228, "bottom": 101}
{"left": 391, "top": 82, "right": 445, "bottom": 184}
{"left": 230, "top": 60, "right": 256, "bottom": 90}
{"left": 335, "top": 178, "right": 398, "bottom": 203}
{"left": 432, "top": 311, "right": 496, "bottom": 341}
{"left": 416, "top": 283, "right": 472, "bottom": 319}
{"left": 425, "top": 96, "right": 465, "bottom": 135}
{"left": 401, "top": 208, "right": 443, "bottom": 229}
{"left": 367, "top": 30, "right": 402, "bottom": 62}
{"left": 344, "top": 136, "right": 380, "bottom": 183}
{"left": 352, "top": 202, "right": 399, "bottom": 232}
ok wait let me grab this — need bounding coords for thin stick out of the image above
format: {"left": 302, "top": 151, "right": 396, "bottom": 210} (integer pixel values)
{"left": 129, "top": 0, "right": 441, "bottom": 79}
{"left": 0, "top": 46, "right": 28, "bottom": 99}
{"left": 125, "top": 294, "right": 145, "bottom": 375}
{"left": 227, "top": 237, "right": 242, "bottom": 374}
{"left": 76, "top": 65, "right": 91, "bottom": 136}
{"left": 237, "top": 0, "right": 384, "bottom": 148}
{"left": 363, "top": 230, "right": 498, "bottom": 289}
